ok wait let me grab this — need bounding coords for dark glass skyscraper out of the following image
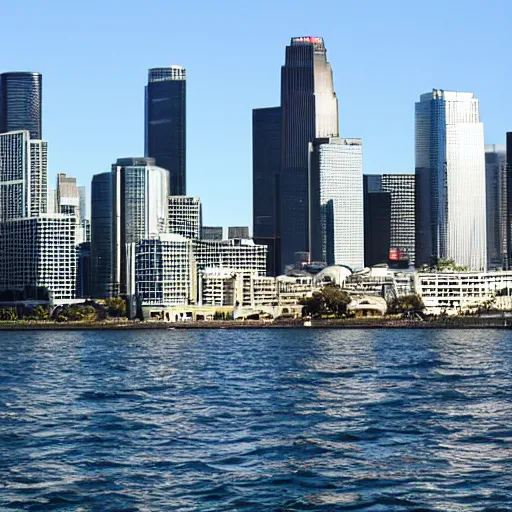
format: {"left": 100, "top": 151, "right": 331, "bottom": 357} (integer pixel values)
{"left": 145, "top": 66, "right": 186, "bottom": 195}
{"left": 279, "top": 37, "right": 338, "bottom": 271}
{"left": 252, "top": 106, "right": 281, "bottom": 276}
{"left": 91, "top": 172, "right": 113, "bottom": 298}
{"left": 0, "top": 72, "right": 42, "bottom": 139}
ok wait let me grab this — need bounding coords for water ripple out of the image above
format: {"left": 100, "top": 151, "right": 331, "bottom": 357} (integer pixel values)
{"left": 1, "top": 328, "right": 512, "bottom": 510}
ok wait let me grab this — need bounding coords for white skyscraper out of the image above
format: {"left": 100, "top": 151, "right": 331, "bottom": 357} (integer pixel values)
{"left": 309, "top": 137, "right": 364, "bottom": 269}
{"left": 416, "top": 90, "right": 486, "bottom": 270}
{"left": 0, "top": 130, "right": 47, "bottom": 220}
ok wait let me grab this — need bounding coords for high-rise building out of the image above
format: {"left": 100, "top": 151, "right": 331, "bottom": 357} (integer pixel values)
{"left": 228, "top": 226, "right": 250, "bottom": 239}
{"left": 0, "top": 215, "right": 77, "bottom": 301}
{"left": 279, "top": 37, "right": 339, "bottom": 271}
{"left": 415, "top": 90, "right": 486, "bottom": 270}
{"left": 111, "top": 157, "right": 169, "bottom": 296}
{"left": 145, "top": 66, "right": 186, "bottom": 195}
{"left": 252, "top": 107, "right": 281, "bottom": 275}
{"left": 78, "top": 185, "right": 87, "bottom": 221}
{"left": 56, "top": 173, "right": 79, "bottom": 216}
{"left": 0, "top": 131, "right": 47, "bottom": 220}
{"left": 363, "top": 175, "right": 391, "bottom": 267}
{"left": 0, "top": 72, "right": 42, "bottom": 139}
{"left": 381, "top": 174, "right": 416, "bottom": 265}
{"left": 505, "top": 133, "right": 512, "bottom": 269}
{"left": 77, "top": 242, "right": 91, "bottom": 298}
{"left": 91, "top": 172, "right": 113, "bottom": 298}
{"left": 168, "top": 196, "right": 201, "bottom": 240}
{"left": 201, "top": 226, "right": 223, "bottom": 240}
{"left": 485, "top": 145, "right": 506, "bottom": 269}
{"left": 135, "top": 234, "right": 195, "bottom": 307}
{"left": 309, "top": 138, "right": 364, "bottom": 269}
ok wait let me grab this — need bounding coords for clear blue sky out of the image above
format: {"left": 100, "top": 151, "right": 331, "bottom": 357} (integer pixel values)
{"left": 3, "top": 0, "right": 511, "bottom": 228}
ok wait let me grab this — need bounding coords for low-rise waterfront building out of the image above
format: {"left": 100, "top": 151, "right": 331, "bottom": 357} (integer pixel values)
{"left": 415, "top": 270, "right": 512, "bottom": 314}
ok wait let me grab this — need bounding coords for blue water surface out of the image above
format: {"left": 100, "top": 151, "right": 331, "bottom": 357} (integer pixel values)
{"left": 1, "top": 328, "right": 512, "bottom": 511}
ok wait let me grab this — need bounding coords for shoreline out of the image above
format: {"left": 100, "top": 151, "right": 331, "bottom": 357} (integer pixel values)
{"left": 0, "top": 317, "right": 511, "bottom": 330}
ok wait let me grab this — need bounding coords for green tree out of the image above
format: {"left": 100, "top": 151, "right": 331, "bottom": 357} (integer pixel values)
{"left": 432, "top": 258, "right": 468, "bottom": 272}
{"left": 322, "top": 286, "right": 351, "bottom": 316}
{"left": 0, "top": 308, "right": 18, "bottom": 321}
{"left": 389, "top": 294, "right": 425, "bottom": 313}
{"left": 300, "top": 287, "right": 351, "bottom": 318}
{"left": 104, "top": 298, "right": 127, "bottom": 318}
{"left": 34, "top": 305, "right": 49, "bottom": 320}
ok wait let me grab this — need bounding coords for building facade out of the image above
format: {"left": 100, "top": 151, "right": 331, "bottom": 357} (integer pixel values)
{"left": 111, "top": 158, "right": 169, "bottom": 296}
{"left": 0, "top": 215, "right": 77, "bottom": 301}
{"left": 201, "top": 226, "right": 223, "bottom": 240}
{"left": 309, "top": 138, "right": 364, "bottom": 269}
{"left": 252, "top": 106, "right": 281, "bottom": 275}
{"left": 0, "top": 72, "right": 42, "bottom": 139}
{"left": 279, "top": 37, "right": 339, "bottom": 271}
{"left": 90, "top": 172, "right": 113, "bottom": 298}
{"left": 485, "top": 145, "right": 506, "bottom": 269}
{"left": 0, "top": 131, "right": 47, "bottom": 220}
{"left": 381, "top": 174, "right": 415, "bottom": 265}
{"left": 135, "top": 234, "right": 195, "bottom": 306}
{"left": 168, "top": 196, "right": 201, "bottom": 239}
{"left": 145, "top": 66, "right": 186, "bottom": 195}
{"left": 228, "top": 226, "right": 250, "bottom": 239}
{"left": 415, "top": 90, "right": 487, "bottom": 270}
{"left": 363, "top": 175, "right": 391, "bottom": 267}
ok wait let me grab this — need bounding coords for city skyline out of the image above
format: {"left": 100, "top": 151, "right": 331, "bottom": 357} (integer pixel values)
{"left": 2, "top": 0, "right": 510, "bottom": 229}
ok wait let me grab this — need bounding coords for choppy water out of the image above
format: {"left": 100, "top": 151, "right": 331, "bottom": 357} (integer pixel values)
{"left": 1, "top": 329, "right": 512, "bottom": 511}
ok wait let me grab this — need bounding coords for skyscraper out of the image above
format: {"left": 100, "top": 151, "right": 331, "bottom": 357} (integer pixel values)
{"left": 0, "top": 72, "right": 42, "bottom": 139}
{"left": 0, "top": 130, "right": 47, "bottom": 220}
{"left": 201, "top": 226, "right": 223, "bottom": 240}
{"left": 111, "top": 157, "right": 169, "bottom": 297}
{"left": 279, "top": 37, "right": 338, "bottom": 270}
{"left": 145, "top": 66, "right": 186, "bottom": 195}
{"left": 91, "top": 172, "right": 113, "bottom": 298}
{"left": 381, "top": 174, "right": 416, "bottom": 265}
{"left": 485, "top": 145, "right": 506, "bottom": 269}
{"left": 168, "top": 196, "right": 202, "bottom": 240}
{"left": 363, "top": 175, "right": 391, "bottom": 267}
{"left": 309, "top": 138, "right": 364, "bottom": 269}
{"left": 415, "top": 90, "right": 486, "bottom": 270}
{"left": 56, "top": 173, "right": 80, "bottom": 216}
{"left": 252, "top": 107, "right": 281, "bottom": 275}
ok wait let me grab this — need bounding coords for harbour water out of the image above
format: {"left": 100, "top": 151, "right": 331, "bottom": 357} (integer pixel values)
{"left": 1, "top": 329, "right": 511, "bottom": 511}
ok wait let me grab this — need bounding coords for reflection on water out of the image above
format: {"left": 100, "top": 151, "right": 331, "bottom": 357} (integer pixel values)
{"left": 1, "top": 328, "right": 512, "bottom": 511}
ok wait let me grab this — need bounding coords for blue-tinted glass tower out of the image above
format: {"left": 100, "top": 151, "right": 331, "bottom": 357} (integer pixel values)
{"left": 0, "top": 72, "right": 42, "bottom": 139}
{"left": 145, "top": 66, "right": 186, "bottom": 195}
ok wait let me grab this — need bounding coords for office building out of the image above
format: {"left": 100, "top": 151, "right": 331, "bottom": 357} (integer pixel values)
{"left": 135, "top": 234, "right": 195, "bottom": 306}
{"left": 381, "top": 174, "right": 415, "bottom": 265}
{"left": 193, "top": 238, "right": 267, "bottom": 276}
{"left": 168, "top": 196, "right": 201, "bottom": 239}
{"left": 111, "top": 157, "right": 169, "bottom": 296}
{"left": 280, "top": 36, "right": 339, "bottom": 271}
{"left": 309, "top": 138, "right": 364, "bottom": 269}
{"left": 77, "top": 242, "right": 91, "bottom": 298}
{"left": 91, "top": 172, "right": 113, "bottom": 298}
{"left": 0, "top": 130, "right": 47, "bottom": 220}
{"left": 78, "top": 185, "right": 87, "bottom": 220}
{"left": 228, "top": 226, "right": 250, "bottom": 239}
{"left": 506, "top": 133, "right": 512, "bottom": 269}
{"left": 0, "top": 215, "right": 77, "bottom": 301}
{"left": 415, "top": 90, "right": 486, "bottom": 270}
{"left": 145, "top": 66, "right": 186, "bottom": 195}
{"left": 201, "top": 226, "right": 223, "bottom": 240}
{"left": 485, "top": 145, "right": 506, "bottom": 269}
{"left": 0, "top": 72, "right": 42, "bottom": 139}
{"left": 252, "top": 106, "right": 281, "bottom": 275}
{"left": 56, "top": 173, "right": 80, "bottom": 216}
{"left": 363, "top": 175, "right": 391, "bottom": 267}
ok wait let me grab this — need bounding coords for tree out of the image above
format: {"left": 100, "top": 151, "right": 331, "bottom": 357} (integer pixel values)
{"left": 104, "top": 298, "right": 127, "bottom": 318}
{"left": 322, "top": 286, "right": 351, "bottom": 316}
{"left": 389, "top": 294, "right": 425, "bottom": 314}
{"left": 34, "top": 305, "right": 49, "bottom": 320}
{"left": 432, "top": 258, "right": 468, "bottom": 272}
{"left": 300, "top": 286, "right": 352, "bottom": 318}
